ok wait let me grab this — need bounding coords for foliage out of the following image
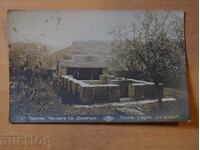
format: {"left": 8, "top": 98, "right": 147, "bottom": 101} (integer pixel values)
{"left": 9, "top": 43, "right": 63, "bottom": 115}
{"left": 109, "top": 12, "right": 186, "bottom": 107}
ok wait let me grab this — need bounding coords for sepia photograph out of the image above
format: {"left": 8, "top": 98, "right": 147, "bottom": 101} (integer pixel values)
{"left": 8, "top": 10, "right": 189, "bottom": 123}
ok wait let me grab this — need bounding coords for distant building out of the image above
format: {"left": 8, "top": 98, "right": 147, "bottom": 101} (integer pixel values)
{"left": 57, "top": 55, "right": 111, "bottom": 80}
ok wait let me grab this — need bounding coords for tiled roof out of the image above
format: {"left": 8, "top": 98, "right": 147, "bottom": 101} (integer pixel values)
{"left": 60, "top": 55, "right": 111, "bottom": 68}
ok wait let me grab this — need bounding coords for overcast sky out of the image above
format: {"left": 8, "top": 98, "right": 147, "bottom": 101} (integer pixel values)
{"left": 8, "top": 10, "right": 183, "bottom": 52}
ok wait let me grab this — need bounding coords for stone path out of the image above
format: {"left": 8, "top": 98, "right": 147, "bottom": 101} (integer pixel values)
{"left": 72, "top": 98, "right": 176, "bottom": 115}
{"left": 73, "top": 97, "right": 176, "bottom": 108}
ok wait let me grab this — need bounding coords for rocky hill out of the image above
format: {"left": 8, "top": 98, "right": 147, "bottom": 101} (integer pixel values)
{"left": 9, "top": 40, "right": 113, "bottom": 69}
{"left": 50, "top": 40, "right": 113, "bottom": 64}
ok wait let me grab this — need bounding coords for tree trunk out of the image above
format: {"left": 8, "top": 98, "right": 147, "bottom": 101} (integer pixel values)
{"left": 155, "top": 82, "right": 163, "bottom": 111}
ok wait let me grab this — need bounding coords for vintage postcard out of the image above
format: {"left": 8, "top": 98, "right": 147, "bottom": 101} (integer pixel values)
{"left": 8, "top": 10, "right": 189, "bottom": 123}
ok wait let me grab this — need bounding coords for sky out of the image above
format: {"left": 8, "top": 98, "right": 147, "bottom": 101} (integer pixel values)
{"left": 7, "top": 10, "right": 183, "bottom": 52}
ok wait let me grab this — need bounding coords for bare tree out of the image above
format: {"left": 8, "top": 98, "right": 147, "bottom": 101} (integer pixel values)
{"left": 110, "top": 12, "right": 185, "bottom": 108}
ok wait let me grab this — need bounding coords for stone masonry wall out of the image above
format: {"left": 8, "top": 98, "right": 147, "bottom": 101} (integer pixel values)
{"left": 61, "top": 75, "right": 164, "bottom": 104}
{"left": 61, "top": 75, "right": 120, "bottom": 104}
{"left": 129, "top": 83, "right": 163, "bottom": 100}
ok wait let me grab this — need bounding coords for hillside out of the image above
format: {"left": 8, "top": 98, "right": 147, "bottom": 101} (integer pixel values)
{"left": 9, "top": 41, "right": 113, "bottom": 69}
{"left": 50, "top": 40, "right": 113, "bottom": 64}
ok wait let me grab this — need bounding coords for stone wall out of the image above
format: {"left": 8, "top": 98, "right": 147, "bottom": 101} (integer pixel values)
{"left": 61, "top": 75, "right": 120, "bottom": 104}
{"left": 81, "top": 80, "right": 101, "bottom": 85}
{"left": 79, "top": 84, "right": 120, "bottom": 104}
{"left": 100, "top": 75, "right": 116, "bottom": 84}
{"left": 129, "top": 83, "right": 163, "bottom": 100}
{"left": 61, "top": 74, "right": 164, "bottom": 104}
{"left": 109, "top": 80, "right": 131, "bottom": 97}
{"left": 109, "top": 78, "right": 148, "bottom": 98}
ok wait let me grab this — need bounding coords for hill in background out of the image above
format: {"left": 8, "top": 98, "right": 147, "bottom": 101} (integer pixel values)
{"left": 49, "top": 40, "right": 113, "bottom": 68}
{"left": 9, "top": 40, "right": 113, "bottom": 69}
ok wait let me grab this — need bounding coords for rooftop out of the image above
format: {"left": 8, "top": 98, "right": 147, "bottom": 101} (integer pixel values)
{"left": 60, "top": 55, "right": 111, "bottom": 68}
